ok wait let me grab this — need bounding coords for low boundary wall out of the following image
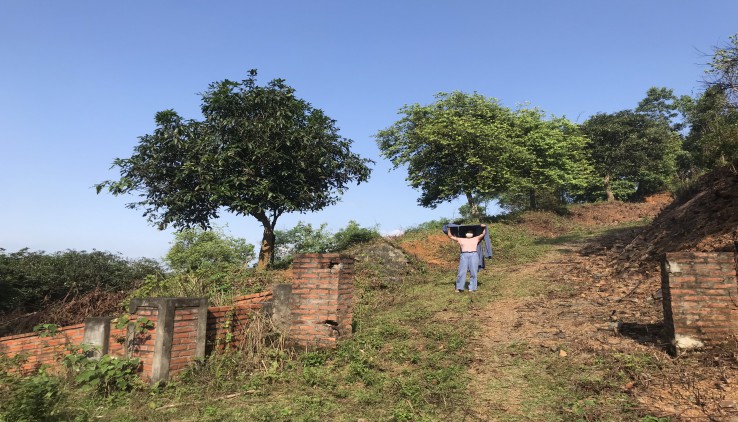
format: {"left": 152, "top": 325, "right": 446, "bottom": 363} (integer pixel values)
{"left": 0, "top": 254, "right": 354, "bottom": 383}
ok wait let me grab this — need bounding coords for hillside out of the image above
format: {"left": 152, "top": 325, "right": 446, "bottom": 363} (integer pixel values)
{"left": 617, "top": 166, "right": 738, "bottom": 268}
{"left": 474, "top": 165, "right": 738, "bottom": 420}
{"left": 4, "top": 166, "right": 738, "bottom": 420}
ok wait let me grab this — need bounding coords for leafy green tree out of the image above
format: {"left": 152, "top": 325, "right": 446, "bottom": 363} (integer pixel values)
{"left": 97, "top": 70, "right": 372, "bottom": 269}
{"left": 581, "top": 110, "right": 679, "bottom": 201}
{"left": 682, "top": 85, "right": 738, "bottom": 171}
{"left": 274, "top": 222, "right": 336, "bottom": 265}
{"left": 502, "top": 109, "right": 592, "bottom": 210}
{"left": 705, "top": 33, "right": 738, "bottom": 107}
{"left": 675, "top": 34, "right": 738, "bottom": 175}
{"left": 458, "top": 198, "right": 488, "bottom": 219}
{"left": 635, "top": 87, "right": 693, "bottom": 132}
{"left": 165, "top": 227, "right": 254, "bottom": 275}
{"left": 375, "top": 91, "right": 521, "bottom": 218}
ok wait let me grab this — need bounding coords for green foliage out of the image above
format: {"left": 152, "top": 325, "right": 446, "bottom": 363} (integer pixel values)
{"left": 129, "top": 227, "right": 273, "bottom": 305}
{"left": 581, "top": 109, "right": 680, "bottom": 201}
{"left": 636, "top": 86, "right": 692, "bottom": 132}
{"left": 333, "top": 220, "right": 380, "bottom": 251}
{"left": 114, "top": 315, "right": 154, "bottom": 334}
{"left": 375, "top": 91, "right": 520, "bottom": 211}
{"left": 274, "top": 220, "right": 379, "bottom": 266}
{"left": 705, "top": 32, "right": 738, "bottom": 108}
{"left": 165, "top": 227, "right": 254, "bottom": 274}
{"left": 682, "top": 85, "right": 738, "bottom": 171}
{"left": 502, "top": 109, "right": 593, "bottom": 211}
{"left": 0, "top": 248, "right": 163, "bottom": 313}
{"left": 376, "top": 91, "right": 593, "bottom": 213}
{"left": 402, "top": 217, "right": 452, "bottom": 237}
{"left": 458, "top": 197, "right": 488, "bottom": 219}
{"left": 0, "top": 369, "right": 68, "bottom": 422}
{"left": 274, "top": 222, "right": 335, "bottom": 263}
{"left": 33, "top": 324, "right": 60, "bottom": 338}
{"left": 62, "top": 345, "right": 143, "bottom": 397}
{"left": 97, "top": 70, "right": 372, "bottom": 268}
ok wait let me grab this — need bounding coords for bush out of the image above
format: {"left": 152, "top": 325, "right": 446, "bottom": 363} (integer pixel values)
{"left": 128, "top": 228, "right": 270, "bottom": 305}
{"left": 62, "top": 345, "right": 143, "bottom": 397}
{"left": 274, "top": 221, "right": 379, "bottom": 266}
{"left": 164, "top": 227, "right": 254, "bottom": 275}
{"left": 0, "top": 248, "right": 163, "bottom": 313}
{"left": 0, "top": 369, "right": 68, "bottom": 422}
{"left": 333, "top": 221, "right": 380, "bottom": 251}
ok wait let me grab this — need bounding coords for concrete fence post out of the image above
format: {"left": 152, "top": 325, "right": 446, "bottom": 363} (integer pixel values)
{"left": 82, "top": 317, "right": 113, "bottom": 359}
{"left": 129, "top": 297, "right": 208, "bottom": 383}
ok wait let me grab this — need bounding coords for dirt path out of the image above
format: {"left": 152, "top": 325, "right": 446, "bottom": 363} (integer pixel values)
{"left": 464, "top": 235, "right": 738, "bottom": 421}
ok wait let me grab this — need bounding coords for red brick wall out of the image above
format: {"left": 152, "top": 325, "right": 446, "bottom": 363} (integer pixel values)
{"left": 0, "top": 255, "right": 356, "bottom": 380}
{"left": 0, "top": 323, "right": 85, "bottom": 374}
{"left": 662, "top": 251, "right": 738, "bottom": 347}
{"left": 127, "top": 306, "right": 158, "bottom": 380}
{"left": 206, "top": 291, "right": 272, "bottom": 352}
{"left": 108, "top": 322, "right": 127, "bottom": 357}
{"left": 170, "top": 307, "right": 200, "bottom": 375}
{"left": 290, "top": 254, "right": 354, "bottom": 348}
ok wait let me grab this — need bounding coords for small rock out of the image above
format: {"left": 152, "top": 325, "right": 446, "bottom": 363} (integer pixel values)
{"left": 559, "top": 349, "right": 568, "bottom": 357}
{"left": 719, "top": 400, "right": 736, "bottom": 409}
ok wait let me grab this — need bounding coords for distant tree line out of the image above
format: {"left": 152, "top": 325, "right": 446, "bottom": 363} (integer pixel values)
{"left": 376, "top": 34, "right": 738, "bottom": 216}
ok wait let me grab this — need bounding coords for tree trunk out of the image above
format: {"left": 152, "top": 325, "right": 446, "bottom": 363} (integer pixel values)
{"left": 465, "top": 192, "right": 479, "bottom": 219}
{"left": 604, "top": 174, "right": 615, "bottom": 202}
{"left": 255, "top": 213, "right": 277, "bottom": 270}
{"left": 528, "top": 188, "right": 537, "bottom": 210}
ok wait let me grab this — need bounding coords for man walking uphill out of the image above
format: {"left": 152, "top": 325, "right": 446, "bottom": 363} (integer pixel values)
{"left": 447, "top": 225, "right": 487, "bottom": 292}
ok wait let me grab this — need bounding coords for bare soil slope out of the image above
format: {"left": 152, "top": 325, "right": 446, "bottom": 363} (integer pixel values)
{"left": 463, "top": 166, "right": 738, "bottom": 420}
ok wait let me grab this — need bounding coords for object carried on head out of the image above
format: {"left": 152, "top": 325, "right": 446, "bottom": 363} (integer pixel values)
{"left": 445, "top": 224, "right": 485, "bottom": 238}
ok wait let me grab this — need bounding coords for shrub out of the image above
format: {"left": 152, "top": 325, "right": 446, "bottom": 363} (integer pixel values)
{"left": 0, "top": 248, "right": 163, "bottom": 313}
{"left": 62, "top": 347, "right": 143, "bottom": 397}
{"left": 274, "top": 220, "right": 379, "bottom": 266}
{"left": 333, "top": 221, "right": 380, "bottom": 251}
{"left": 0, "top": 369, "right": 67, "bottom": 422}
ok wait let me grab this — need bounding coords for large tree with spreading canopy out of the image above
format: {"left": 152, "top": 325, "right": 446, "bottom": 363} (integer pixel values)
{"left": 375, "top": 91, "right": 591, "bottom": 215}
{"left": 97, "top": 70, "right": 372, "bottom": 269}
{"left": 581, "top": 110, "right": 679, "bottom": 201}
{"left": 375, "top": 92, "right": 521, "bottom": 218}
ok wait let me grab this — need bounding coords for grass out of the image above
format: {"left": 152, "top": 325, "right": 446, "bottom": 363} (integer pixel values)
{"left": 0, "top": 211, "right": 663, "bottom": 421}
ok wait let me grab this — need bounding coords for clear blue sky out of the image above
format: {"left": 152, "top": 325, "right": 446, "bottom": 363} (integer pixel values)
{"left": 2, "top": 0, "right": 737, "bottom": 260}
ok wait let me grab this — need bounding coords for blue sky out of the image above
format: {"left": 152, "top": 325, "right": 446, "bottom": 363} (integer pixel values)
{"left": 2, "top": 1, "right": 737, "bottom": 260}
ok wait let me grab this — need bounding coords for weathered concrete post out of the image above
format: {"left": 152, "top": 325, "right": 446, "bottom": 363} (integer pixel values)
{"left": 129, "top": 297, "right": 208, "bottom": 383}
{"left": 82, "top": 317, "right": 113, "bottom": 359}
{"left": 271, "top": 284, "right": 293, "bottom": 333}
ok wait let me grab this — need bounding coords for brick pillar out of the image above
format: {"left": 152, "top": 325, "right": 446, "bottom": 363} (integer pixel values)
{"left": 129, "top": 298, "right": 208, "bottom": 383}
{"left": 290, "top": 254, "right": 354, "bottom": 349}
{"left": 661, "top": 252, "right": 738, "bottom": 351}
